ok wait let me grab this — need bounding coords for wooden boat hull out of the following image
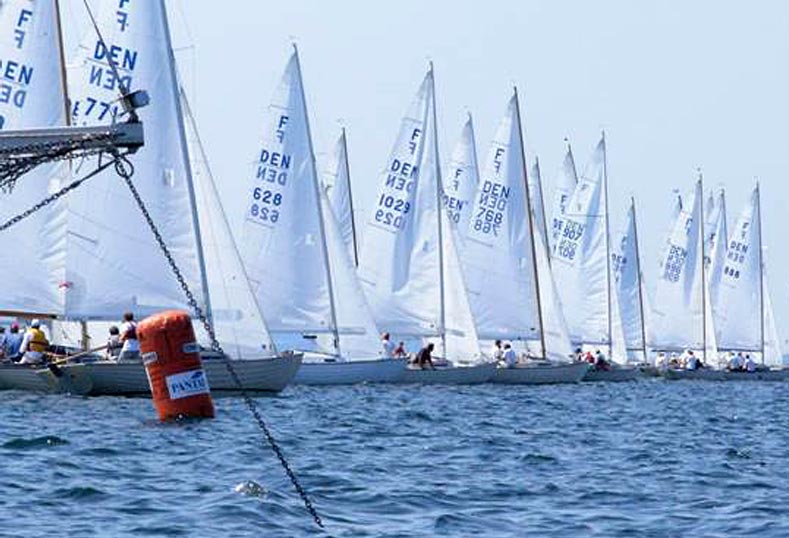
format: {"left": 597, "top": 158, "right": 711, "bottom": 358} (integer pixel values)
{"left": 663, "top": 368, "right": 789, "bottom": 381}
{"left": 398, "top": 362, "right": 495, "bottom": 385}
{"left": 492, "top": 361, "right": 590, "bottom": 385}
{"left": 583, "top": 366, "right": 641, "bottom": 382}
{"left": 0, "top": 363, "right": 92, "bottom": 395}
{"left": 293, "top": 358, "right": 406, "bottom": 385}
{"left": 69, "top": 352, "right": 303, "bottom": 395}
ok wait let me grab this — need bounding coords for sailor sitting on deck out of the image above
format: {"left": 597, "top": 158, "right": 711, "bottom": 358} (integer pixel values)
{"left": 502, "top": 342, "right": 518, "bottom": 368}
{"left": 380, "top": 332, "right": 395, "bottom": 359}
{"left": 118, "top": 312, "right": 141, "bottom": 362}
{"left": 393, "top": 341, "right": 408, "bottom": 359}
{"left": 105, "top": 326, "right": 123, "bottom": 361}
{"left": 594, "top": 349, "right": 610, "bottom": 371}
{"left": 19, "top": 319, "right": 49, "bottom": 365}
{"left": 684, "top": 350, "right": 699, "bottom": 370}
{"left": 727, "top": 352, "right": 744, "bottom": 371}
{"left": 414, "top": 343, "right": 436, "bottom": 370}
{"left": 743, "top": 354, "right": 757, "bottom": 373}
{"left": 5, "top": 323, "right": 23, "bottom": 361}
{"left": 491, "top": 340, "right": 504, "bottom": 362}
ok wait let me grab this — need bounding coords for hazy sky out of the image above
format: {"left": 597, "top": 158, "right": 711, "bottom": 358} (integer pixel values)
{"left": 65, "top": 1, "right": 789, "bottom": 341}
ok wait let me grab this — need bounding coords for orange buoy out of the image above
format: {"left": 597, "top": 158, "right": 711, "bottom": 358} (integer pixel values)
{"left": 139, "top": 310, "right": 215, "bottom": 421}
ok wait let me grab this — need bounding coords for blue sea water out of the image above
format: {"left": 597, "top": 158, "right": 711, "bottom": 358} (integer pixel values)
{"left": 1, "top": 380, "right": 789, "bottom": 537}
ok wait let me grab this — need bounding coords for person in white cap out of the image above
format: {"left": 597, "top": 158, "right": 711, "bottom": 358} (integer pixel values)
{"left": 19, "top": 319, "right": 49, "bottom": 364}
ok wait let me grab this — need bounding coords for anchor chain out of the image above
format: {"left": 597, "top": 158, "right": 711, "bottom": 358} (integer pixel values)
{"left": 116, "top": 156, "right": 324, "bottom": 531}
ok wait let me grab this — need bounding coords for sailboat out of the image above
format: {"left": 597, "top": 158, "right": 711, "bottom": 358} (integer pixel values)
{"left": 451, "top": 90, "right": 586, "bottom": 384}
{"left": 357, "top": 67, "right": 493, "bottom": 384}
{"left": 1, "top": 0, "right": 302, "bottom": 394}
{"left": 0, "top": 0, "right": 94, "bottom": 394}
{"left": 238, "top": 50, "right": 405, "bottom": 385}
{"left": 668, "top": 185, "right": 789, "bottom": 380}
{"left": 550, "top": 136, "right": 637, "bottom": 382}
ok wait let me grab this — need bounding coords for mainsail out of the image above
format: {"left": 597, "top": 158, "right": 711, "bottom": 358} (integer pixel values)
{"left": 650, "top": 179, "right": 706, "bottom": 352}
{"left": 611, "top": 200, "right": 647, "bottom": 359}
{"left": 322, "top": 128, "right": 358, "bottom": 266}
{"left": 714, "top": 186, "right": 762, "bottom": 352}
{"left": 552, "top": 137, "right": 610, "bottom": 346}
{"left": 707, "top": 189, "right": 727, "bottom": 310}
{"left": 65, "top": 0, "right": 208, "bottom": 320}
{"left": 529, "top": 158, "right": 550, "bottom": 254}
{"left": 356, "top": 70, "right": 439, "bottom": 337}
{"left": 549, "top": 141, "right": 578, "bottom": 252}
{"left": 443, "top": 114, "right": 479, "bottom": 233}
{"left": 0, "top": 0, "right": 67, "bottom": 315}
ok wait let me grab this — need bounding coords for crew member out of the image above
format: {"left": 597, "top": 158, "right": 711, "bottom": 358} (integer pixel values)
{"left": 414, "top": 343, "right": 435, "bottom": 370}
{"left": 502, "top": 342, "right": 518, "bottom": 368}
{"left": 118, "top": 312, "right": 141, "bottom": 362}
{"left": 380, "top": 332, "right": 395, "bottom": 358}
{"left": 19, "top": 319, "right": 49, "bottom": 365}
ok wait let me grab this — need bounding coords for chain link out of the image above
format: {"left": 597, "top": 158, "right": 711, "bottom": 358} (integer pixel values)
{"left": 116, "top": 157, "right": 325, "bottom": 530}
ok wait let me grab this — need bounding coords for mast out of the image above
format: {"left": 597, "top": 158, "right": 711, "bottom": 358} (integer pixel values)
{"left": 514, "top": 87, "right": 546, "bottom": 359}
{"left": 601, "top": 132, "right": 613, "bottom": 357}
{"left": 698, "top": 172, "right": 707, "bottom": 360}
{"left": 159, "top": 0, "right": 213, "bottom": 324}
{"left": 631, "top": 197, "right": 648, "bottom": 361}
{"left": 756, "top": 182, "right": 765, "bottom": 364}
{"left": 54, "top": 0, "right": 71, "bottom": 126}
{"left": 429, "top": 63, "right": 447, "bottom": 355}
{"left": 340, "top": 128, "right": 360, "bottom": 267}
{"left": 294, "top": 46, "right": 342, "bottom": 357}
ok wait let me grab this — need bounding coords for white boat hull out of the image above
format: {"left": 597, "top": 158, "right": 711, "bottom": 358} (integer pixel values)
{"left": 583, "top": 365, "right": 641, "bottom": 382}
{"left": 492, "top": 361, "right": 590, "bottom": 384}
{"left": 663, "top": 368, "right": 789, "bottom": 381}
{"left": 71, "top": 352, "right": 302, "bottom": 396}
{"left": 0, "top": 363, "right": 93, "bottom": 395}
{"left": 398, "top": 362, "right": 495, "bottom": 384}
{"left": 293, "top": 358, "right": 406, "bottom": 385}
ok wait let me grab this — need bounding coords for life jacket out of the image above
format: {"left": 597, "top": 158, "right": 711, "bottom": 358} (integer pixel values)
{"left": 123, "top": 322, "right": 138, "bottom": 341}
{"left": 27, "top": 328, "right": 48, "bottom": 353}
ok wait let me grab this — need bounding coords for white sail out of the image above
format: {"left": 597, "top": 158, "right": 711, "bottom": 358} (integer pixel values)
{"left": 322, "top": 129, "right": 358, "bottom": 265}
{"left": 609, "top": 275, "right": 629, "bottom": 365}
{"left": 650, "top": 179, "right": 705, "bottom": 351}
{"left": 357, "top": 71, "right": 440, "bottom": 337}
{"left": 552, "top": 138, "right": 609, "bottom": 346}
{"left": 320, "top": 186, "right": 382, "bottom": 359}
{"left": 549, "top": 142, "right": 578, "bottom": 252}
{"left": 443, "top": 114, "right": 479, "bottom": 233}
{"left": 762, "top": 267, "right": 783, "bottom": 366}
{"left": 458, "top": 94, "right": 540, "bottom": 341}
{"left": 707, "top": 189, "right": 727, "bottom": 309}
{"left": 65, "top": 0, "right": 208, "bottom": 320}
{"left": 611, "top": 202, "right": 646, "bottom": 357}
{"left": 180, "top": 89, "right": 275, "bottom": 358}
{"left": 239, "top": 50, "right": 336, "bottom": 339}
{"left": 533, "top": 228, "right": 573, "bottom": 361}
{"left": 714, "top": 186, "right": 762, "bottom": 351}
{"left": 529, "top": 158, "right": 550, "bottom": 253}
{"left": 0, "top": 0, "right": 67, "bottom": 315}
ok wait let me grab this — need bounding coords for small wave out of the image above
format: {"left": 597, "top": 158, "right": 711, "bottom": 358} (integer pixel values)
{"left": 54, "top": 486, "right": 106, "bottom": 500}
{"left": 3, "top": 435, "right": 69, "bottom": 449}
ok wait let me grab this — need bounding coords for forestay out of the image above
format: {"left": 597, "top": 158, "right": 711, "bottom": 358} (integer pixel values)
{"left": 650, "top": 180, "right": 705, "bottom": 351}
{"left": 714, "top": 186, "right": 762, "bottom": 351}
{"left": 549, "top": 143, "right": 578, "bottom": 253}
{"left": 0, "top": 0, "right": 67, "bottom": 315}
{"left": 322, "top": 129, "right": 358, "bottom": 265}
{"left": 443, "top": 114, "right": 479, "bottom": 233}
{"left": 356, "top": 71, "right": 441, "bottom": 337}
{"left": 552, "top": 138, "right": 609, "bottom": 346}
{"left": 65, "top": 0, "right": 208, "bottom": 320}
{"left": 180, "top": 89, "right": 276, "bottom": 358}
{"left": 457, "top": 94, "right": 541, "bottom": 341}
